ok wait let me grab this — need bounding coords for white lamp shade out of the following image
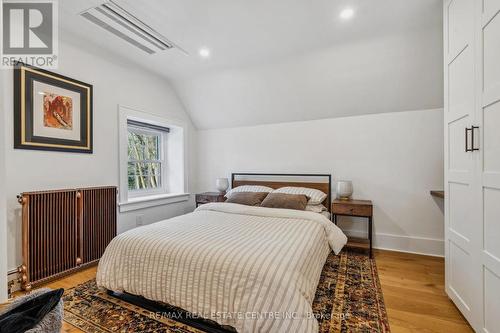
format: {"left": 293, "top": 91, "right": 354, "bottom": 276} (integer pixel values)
{"left": 216, "top": 178, "right": 229, "bottom": 192}
{"left": 336, "top": 180, "right": 353, "bottom": 200}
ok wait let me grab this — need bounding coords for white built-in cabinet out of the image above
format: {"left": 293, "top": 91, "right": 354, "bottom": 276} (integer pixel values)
{"left": 444, "top": 0, "right": 500, "bottom": 331}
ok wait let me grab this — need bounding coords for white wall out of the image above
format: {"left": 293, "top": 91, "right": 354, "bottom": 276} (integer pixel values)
{"left": 3, "top": 34, "right": 197, "bottom": 272}
{"left": 196, "top": 108, "right": 445, "bottom": 256}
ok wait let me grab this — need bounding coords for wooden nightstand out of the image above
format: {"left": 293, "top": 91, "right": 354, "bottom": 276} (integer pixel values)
{"left": 195, "top": 192, "right": 226, "bottom": 207}
{"left": 332, "top": 199, "right": 373, "bottom": 258}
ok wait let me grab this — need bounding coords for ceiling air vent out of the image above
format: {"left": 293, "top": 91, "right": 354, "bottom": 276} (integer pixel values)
{"left": 80, "top": 1, "right": 176, "bottom": 54}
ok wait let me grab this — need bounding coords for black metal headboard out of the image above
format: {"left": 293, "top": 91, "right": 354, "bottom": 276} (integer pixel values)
{"left": 231, "top": 173, "right": 332, "bottom": 211}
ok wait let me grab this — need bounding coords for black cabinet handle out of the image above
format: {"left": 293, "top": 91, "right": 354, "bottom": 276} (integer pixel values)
{"left": 465, "top": 127, "right": 472, "bottom": 152}
{"left": 472, "top": 126, "right": 479, "bottom": 151}
{"left": 465, "top": 126, "right": 480, "bottom": 152}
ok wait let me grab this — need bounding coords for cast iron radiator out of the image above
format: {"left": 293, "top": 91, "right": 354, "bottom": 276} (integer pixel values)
{"left": 17, "top": 186, "right": 117, "bottom": 290}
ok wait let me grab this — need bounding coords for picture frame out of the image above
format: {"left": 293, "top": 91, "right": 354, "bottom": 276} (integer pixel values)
{"left": 13, "top": 62, "right": 93, "bottom": 153}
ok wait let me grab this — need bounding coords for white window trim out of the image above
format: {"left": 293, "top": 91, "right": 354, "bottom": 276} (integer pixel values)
{"left": 120, "top": 193, "right": 190, "bottom": 213}
{"left": 118, "top": 105, "right": 189, "bottom": 212}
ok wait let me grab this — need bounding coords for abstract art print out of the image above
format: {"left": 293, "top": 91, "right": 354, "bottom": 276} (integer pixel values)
{"left": 43, "top": 93, "right": 73, "bottom": 130}
{"left": 14, "top": 62, "right": 93, "bottom": 153}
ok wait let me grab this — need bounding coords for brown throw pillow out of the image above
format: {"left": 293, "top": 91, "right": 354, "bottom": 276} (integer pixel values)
{"left": 260, "top": 193, "right": 309, "bottom": 210}
{"left": 225, "top": 192, "right": 269, "bottom": 206}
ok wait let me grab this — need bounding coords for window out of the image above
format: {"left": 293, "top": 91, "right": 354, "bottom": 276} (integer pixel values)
{"left": 119, "top": 106, "right": 188, "bottom": 213}
{"left": 127, "top": 120, "right": 168, "bottom": 196}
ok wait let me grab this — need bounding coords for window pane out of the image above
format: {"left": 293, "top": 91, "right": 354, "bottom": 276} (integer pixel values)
{"left": 144, "top": 134, "right": 160, "bottom": 160}
{"left": 128, "top": 175, "right": 162, "bottom": 191}
{"left": 128, "top": 162, "right": 161, "bottom": 177}
{"left": 128, "top": 131, "right": 160, "bottom": 161}
{"left": 128, "top": 175, "right": 138, "bottom": 190}
{"left": 128, "top": 162, "right": 162, "bottom": 191}
{"left": 127, "top": 125, "right": 164, "bottom": 193}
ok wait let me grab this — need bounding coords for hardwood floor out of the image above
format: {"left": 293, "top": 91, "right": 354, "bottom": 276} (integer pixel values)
{"left": 6, "top": 250, "right": 473, "bottom": 333}
{"left": 375, "top": 250, "right": 472, "bottom": 333}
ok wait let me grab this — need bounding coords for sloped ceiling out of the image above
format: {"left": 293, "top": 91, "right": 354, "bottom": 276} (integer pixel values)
{"left": 60, "top": 0, "right": 443, "bottom": 129}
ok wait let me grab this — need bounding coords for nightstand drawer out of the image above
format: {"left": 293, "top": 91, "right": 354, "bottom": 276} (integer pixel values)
{"left": 195, "top": 192, "right": 226, "bottom": 206}
{"left": 196, "top": 196, "right": 212, "bottom": 204}
{"left": 332, "top": 201, "right": 372, "bottom": 217}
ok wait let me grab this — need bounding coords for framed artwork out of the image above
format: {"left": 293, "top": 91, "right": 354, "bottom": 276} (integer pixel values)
{"left": 14, "top": 62, "right": 93, "bottom": 153}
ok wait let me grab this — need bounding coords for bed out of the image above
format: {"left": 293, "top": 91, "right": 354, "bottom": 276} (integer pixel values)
{"left": 96, "top": 173, "right": 347, "bottom": 333}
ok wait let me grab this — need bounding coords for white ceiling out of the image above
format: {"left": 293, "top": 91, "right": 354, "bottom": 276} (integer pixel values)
{"left": 60, "top": 0, "right": 444, "bottom": 129}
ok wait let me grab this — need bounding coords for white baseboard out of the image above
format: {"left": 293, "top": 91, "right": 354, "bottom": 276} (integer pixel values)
{"left": 343, "top": 230, "right": 444, "bottom": 257}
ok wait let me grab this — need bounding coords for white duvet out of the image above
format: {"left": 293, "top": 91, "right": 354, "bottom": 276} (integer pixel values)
{"left": 96, "top": 203, "right": 347, "bottom": 332}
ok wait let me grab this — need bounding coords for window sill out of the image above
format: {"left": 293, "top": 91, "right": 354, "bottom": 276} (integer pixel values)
{"left": 119, "top": 193, "right": 191, "bottom": 213}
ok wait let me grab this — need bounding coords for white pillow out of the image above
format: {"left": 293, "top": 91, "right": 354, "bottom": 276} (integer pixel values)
{"left": 225, "top": 185, "right": 274, "bottom": 198}
{"left": 273, "top": 187, "right": 327, "bottom": 205}
{"left": 305, "top": 204, "right": 327, "bottom": 213}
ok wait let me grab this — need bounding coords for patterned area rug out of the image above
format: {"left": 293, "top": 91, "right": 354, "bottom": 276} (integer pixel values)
{"left": 63, "top": 251, "right": 390, "bottom": 333}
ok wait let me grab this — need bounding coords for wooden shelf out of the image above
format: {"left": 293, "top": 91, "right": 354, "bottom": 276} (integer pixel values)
{"left": 430, "top": 190, "right": 445, "bottom": 198}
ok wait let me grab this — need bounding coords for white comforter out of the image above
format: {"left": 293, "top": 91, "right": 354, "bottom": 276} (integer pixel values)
{"left": 96, "top": 203, "right": 347, "bottom": 333}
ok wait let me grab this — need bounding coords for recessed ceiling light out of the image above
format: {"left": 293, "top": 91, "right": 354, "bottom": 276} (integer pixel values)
{"left": 340, "top": 8, "right": 354, "bottom": 20}
{"left": 199, "top": 48, "right": 211, "bottom": 58}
